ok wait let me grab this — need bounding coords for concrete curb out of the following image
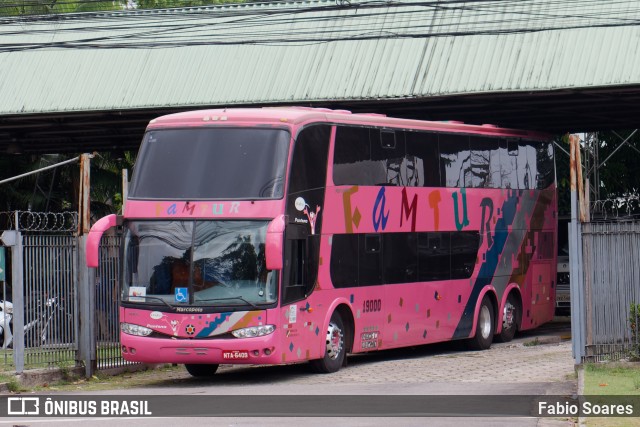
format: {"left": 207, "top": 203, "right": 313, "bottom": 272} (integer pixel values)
{"left": 522, "top": 335, "right": 563, "bottom": 346}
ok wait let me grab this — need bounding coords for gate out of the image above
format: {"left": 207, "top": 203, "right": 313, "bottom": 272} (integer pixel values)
{"left": 0, "top": 212, "right": 79, "bottom": 371}
{"left": 95, "top": 232, "right": 130, "bottom": 370}
{"left": 575, "top": 221, "right": 640, "bottom": 362}
{"left": 23, "top": 233, "right": 78, "bottom": 369}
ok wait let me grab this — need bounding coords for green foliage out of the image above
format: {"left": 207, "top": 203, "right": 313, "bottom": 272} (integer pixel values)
{"left": 0, "top": 0, "right": 124, "bottom": 16}
{"left": 0, "top": 151, "right": 134, "bottom": 221}
{"left": 630, "top": 302, "right": 640, "bottom": 358}
{"left": 594, "top": 131, "right": 640, "bottom": 200}
{"left": 89, "top": 151, "right": 135, "bottom": 218}
{"left": 136, "top": 0, "right": 245, "bottom": 8}
{"left": 0, "top": 0, "right": 248, "bottom": 17}
{"left": 0, "top": 154, "right": 75, "bottom": 212}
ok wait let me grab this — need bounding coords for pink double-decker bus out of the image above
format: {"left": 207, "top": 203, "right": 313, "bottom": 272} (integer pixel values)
{"left": 86, "top": 107, "right": 557, "bottom": 377}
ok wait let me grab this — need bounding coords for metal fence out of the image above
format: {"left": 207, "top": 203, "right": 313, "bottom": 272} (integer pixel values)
{"left": 22, "top": 234, "right": 78, "bottom": 369}
{"left": 0, "top": 211, "right": 129, "bottom": 374}
{"left": 95, "top": 233, "right": 129, "bottom": 370}
{"left": 578, "top": 221, "right": 640, "bottom": 361}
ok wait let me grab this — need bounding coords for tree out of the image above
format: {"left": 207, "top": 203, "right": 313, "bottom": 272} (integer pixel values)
{"left": 0, "top": 151, "right": 134, "bottom": 221}
{"left": 592, "top": 131, "right": 640, "bottom": 200}
{"left": 0, "top": 0, "right": 247, "bottom": 17}
{"left": 0, "top": 0, "right": 124, "bottom": 16}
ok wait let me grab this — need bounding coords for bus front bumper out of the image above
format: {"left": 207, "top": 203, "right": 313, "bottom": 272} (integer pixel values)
{"left": 120, "top": 332, "right": 281, "bottom": 365}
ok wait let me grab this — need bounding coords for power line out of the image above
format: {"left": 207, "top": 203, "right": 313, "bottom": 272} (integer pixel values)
{"left": 0, "top": 0, "right": 639, "bottom": 52}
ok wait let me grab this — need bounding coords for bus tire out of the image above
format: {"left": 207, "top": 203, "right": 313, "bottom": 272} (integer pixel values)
{"left": 185, "top": 363, "right": 219, "bottom": 377}
{"left": 495, "top": 293, "right": 519, "bottom": 343}
{"left": 310, "top": 311, "right": 346, "bottom": 373}
{"left": 467, "top": 296, "right": 494, "bottom": 350}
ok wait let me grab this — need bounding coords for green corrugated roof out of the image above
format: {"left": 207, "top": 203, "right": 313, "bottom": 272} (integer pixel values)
{"left": 1, "top": 0, "right": 639, "bottom": 115}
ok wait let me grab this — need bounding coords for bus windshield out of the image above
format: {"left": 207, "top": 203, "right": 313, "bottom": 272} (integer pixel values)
{"left": 122, "top": 220, "right": 278, "bottom": 307}
{"left": 128, "top": 128, "right": 290, "bottom": 200}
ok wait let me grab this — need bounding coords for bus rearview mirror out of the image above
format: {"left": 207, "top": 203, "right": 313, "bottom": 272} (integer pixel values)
{"left": 86, "top": 214, "right": 120, "bottom": 267}
{"left": 266, "top": 215, "right": 286, "bottom": 270}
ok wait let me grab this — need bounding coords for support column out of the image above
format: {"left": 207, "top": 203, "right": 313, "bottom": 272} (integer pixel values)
{"left": 1, "top": 229, "right": 24, "bottom": 373}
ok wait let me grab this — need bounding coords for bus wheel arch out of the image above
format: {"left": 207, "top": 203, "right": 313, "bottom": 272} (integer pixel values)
{"left": 310, "top": 304, "right": 353, "bottom": 373}
{"left": 495, "top": 288, "right": 522, "bottom": 343}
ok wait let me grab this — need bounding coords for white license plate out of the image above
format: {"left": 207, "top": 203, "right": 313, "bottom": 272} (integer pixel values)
{"left": 222, "top": 350, "right": 249, "bottom": 360}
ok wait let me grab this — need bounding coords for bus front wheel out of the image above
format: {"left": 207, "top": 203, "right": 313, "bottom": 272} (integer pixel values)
{"left": 310, "top": 312, "right": 346, "bottom": 373}
{"left": 185, "top": 363, "right": 219, "bottom": 377}
{"left": 467, "top": 296, "right": 494, "bottom": 350}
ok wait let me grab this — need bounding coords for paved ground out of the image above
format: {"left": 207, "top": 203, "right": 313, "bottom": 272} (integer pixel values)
{"left": 195, "top": 318, "right": 577, "bottom": 395}
{"left": 3, "top": 319, "right": 578, "bottom": 426}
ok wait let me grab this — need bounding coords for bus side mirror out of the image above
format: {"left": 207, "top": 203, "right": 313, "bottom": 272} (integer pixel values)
{"left": 265, "top": 215, "right": 285, "bottom": 270}
{"left": 86, "top": 214, "right": 120, "bottom": 267}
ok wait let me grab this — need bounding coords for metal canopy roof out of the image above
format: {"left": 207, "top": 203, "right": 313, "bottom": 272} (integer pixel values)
{"left": 1, "top": 0, "right": 640, "bottom": 154}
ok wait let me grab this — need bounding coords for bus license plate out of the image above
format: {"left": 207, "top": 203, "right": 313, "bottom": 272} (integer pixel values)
{"left": 223, "top": 350, "right": 249, "bottom": 360}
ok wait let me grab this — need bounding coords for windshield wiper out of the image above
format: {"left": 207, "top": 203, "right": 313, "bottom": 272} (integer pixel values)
{"left": 127, "top": 295, "right": 175, "bottom": 310}
{"left": 194, "top": 296, "right": 262, "bottom": 310}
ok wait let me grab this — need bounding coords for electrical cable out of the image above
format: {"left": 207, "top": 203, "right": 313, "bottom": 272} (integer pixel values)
{"left": 0, "top": 0, "right": 638, "bottom": 52}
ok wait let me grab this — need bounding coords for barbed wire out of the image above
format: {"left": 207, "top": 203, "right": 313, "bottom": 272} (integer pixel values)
{"left": 0, "top": 211, "right": 78, "bottom": 232}
{"left": 591, "top": 193, "right": 640, "bottom": 222}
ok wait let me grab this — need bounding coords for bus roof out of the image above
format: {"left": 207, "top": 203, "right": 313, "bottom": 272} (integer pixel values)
{"left": 147, "top": 106, "right": 550, "bottom": 139}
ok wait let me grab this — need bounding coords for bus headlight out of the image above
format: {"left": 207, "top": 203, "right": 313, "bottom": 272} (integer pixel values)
{"left": 232, "top": 325, "right": 275, "bottom": 338}
{"left": 121, "top": 322, "right": 153, "bottom": 337}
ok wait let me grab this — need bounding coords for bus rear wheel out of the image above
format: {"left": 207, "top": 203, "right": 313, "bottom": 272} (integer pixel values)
{"left": 185, "top": 363, "right": 219, "bottom": 377}
{"left": 467, "top": 296, "right": 494, "bottom": 350}
{"left": 310, "top": 312, "right": 346, "bottom": 373}
{"left": 495, "top": 293, "right": 519, "bottom": 343}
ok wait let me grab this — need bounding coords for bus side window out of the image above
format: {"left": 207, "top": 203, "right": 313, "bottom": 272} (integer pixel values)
{"left": 360, "top": 234, "right": 382, "bottom": 285}
{"left": 330, "top": 234, "right": 359, "bottom": 288}
{"left": 418, "top": 232, "right": 451, "bottom": 281}
{"left": 536, "top": 141, "right": 555, "bottom": 189}
{"left": 405, "top": 131, "right": 440, "bottom": 187}
{"left": 372, "top": 129, "right": 405, "bottom": 186}
{"left": 333, "top": 126, "right": 377, "bottom": 186}
{"left": 469, "top": 137, "right": 500, "bottom": 188}
{"left": 517, "top": 141, "right": 537, "bottom": 190}
{"left": 439, "top": 134, "right": 471, "bottom": 188}
{"left": 500, "top": 139, "right": 518, "bottom": 189}
{"left": 383, "top": 233, "right": 418, "bottom": 283}
{"left": 450, "top": 232, "right": 480, "bottom": 279}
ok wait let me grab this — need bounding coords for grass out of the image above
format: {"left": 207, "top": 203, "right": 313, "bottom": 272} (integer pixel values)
{"left": 583, "top": 362, "right": 640, "bottom": 427}
{"left": 0, "top": 342, "right": 159, "bottom": 393}
{"left": 584, "top": 363, "right": 640, "bottom": 395}
{"left": 0, "top": 341, "right": 122, "bottom": 373}
{"left": 30, "top": 364, "right": 184, "bottom": 392}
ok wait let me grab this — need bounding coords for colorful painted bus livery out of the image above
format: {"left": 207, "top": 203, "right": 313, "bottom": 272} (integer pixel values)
{"left": 86, "top": 107, "right": 557, "bottom": 377}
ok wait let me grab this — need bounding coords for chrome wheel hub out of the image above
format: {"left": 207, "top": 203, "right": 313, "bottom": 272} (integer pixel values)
{"left": 479, "top": 305, "right": 492, "bottom": 339}
{"left": 325, "top": 321, "right": 343, "bottom": 360}
{"left": 503, "top": 301, "right": 516, "bottom": 330}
